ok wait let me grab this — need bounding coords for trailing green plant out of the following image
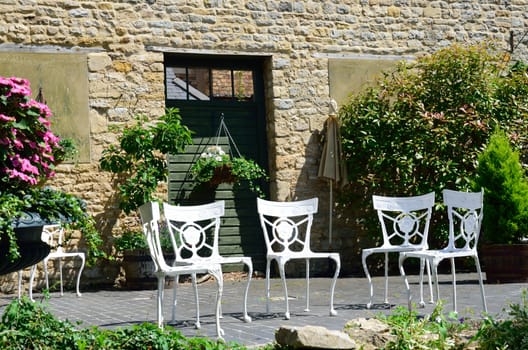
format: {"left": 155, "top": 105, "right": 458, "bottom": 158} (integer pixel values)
{"left": 99, "top": 108, "right": 193, "bottom": 214}
{"left": 476, "top": 289, "right": 528, "bottom": 350}
{"left": 0, "top": 76, "right": 103, "bottom": 264}
{"left": 339, "top": 43, "right": 528, "bottom": 244}
{"left": 380, "top": 302, "right": 473, "bottom": 349}
{"left": 0, "top": 296, "right": 249, "bottom": 350}
{"left": 473, "top": 129, "right": 528, "bottom": 244}
{"left": 191, "top": 145, "right": 268, "bottom": 197}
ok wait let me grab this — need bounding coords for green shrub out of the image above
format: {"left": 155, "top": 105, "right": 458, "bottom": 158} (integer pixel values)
{"left": 339, "top": 43, "right": 528, "bottom": 244}
{"left": 473, "top": 129, "right": 528, "bottom": 244}
{"left": 0, "top": 297, "right": 248, "bottom": 350}
{"left": 99, "top": 108, "right": 193, "bottom": 214}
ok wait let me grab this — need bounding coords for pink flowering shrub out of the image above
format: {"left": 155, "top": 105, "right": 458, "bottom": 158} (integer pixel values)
{"left": 0, "top": 77, "right": 61, "bottom": 191}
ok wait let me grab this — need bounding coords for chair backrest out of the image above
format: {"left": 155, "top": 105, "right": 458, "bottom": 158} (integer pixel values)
{"left": 257, "top": 197, "right": 318, "bottom": 255}
{"left": 443, "top": 189, "right": 484, "bottom": 251}
{"left": 42, "top": 224, "right": 65, "bottom": 253}
{"left": 372, "top": 192, "right": 435, "bottom": 249}
{"left": 138, "top": 201, "right": 169, "bottom": 272}
{"left": 162, "top": 201, "right": 225, "bottom": 264}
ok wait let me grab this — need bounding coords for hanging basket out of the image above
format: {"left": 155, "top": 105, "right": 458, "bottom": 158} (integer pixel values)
{"left": 209, "top": 164, "right": 237, "bottom": 185}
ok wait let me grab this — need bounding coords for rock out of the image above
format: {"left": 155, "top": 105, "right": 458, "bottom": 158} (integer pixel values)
{"left": 343, "top": 318, "right": 395, "bottom": 350}
{"left": 275, "top": 325, "right": 357, "bottom": 349}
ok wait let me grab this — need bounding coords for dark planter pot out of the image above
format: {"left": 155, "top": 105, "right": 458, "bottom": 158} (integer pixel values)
{"left": 481, "top": 244, "right": 528, "bottom": 283}
{"left": 0, "top": 212, "right": 51, "bottom": 276}
{"left": 122, "top": 250, "right": 174, "bottom": 290}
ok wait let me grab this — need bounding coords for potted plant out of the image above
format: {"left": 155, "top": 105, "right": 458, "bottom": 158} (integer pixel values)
{"left": 114, "top": 226, "right": 173, "bottom": 289}
{"left": 0, "top": 76, "right": 104, "bottom": 275}
{"left": 473, "top": 129, "right": 528, "bottom": 283}
{"left": 190, "top": 145, "right": 267, "bottom": 197}
{"left": 99, "top": 108, "right": 193, "bottom": 214}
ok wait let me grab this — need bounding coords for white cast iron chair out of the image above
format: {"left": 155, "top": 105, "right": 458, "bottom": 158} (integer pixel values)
{"left": 163, "top": 200, "right": 252, "bottom": 323}
{"left": 399, "top": 189, "right": 488, "bottom": 313}
{"left": 362, "top": 192, "right": 435, "bottom": 309}
{"left": 256, "top": 197, "right": 341, "bottom": 320}
{"left": 26, "top": 224, "right": 85, "bottom": 301}
{"left": 138, "top": 202, "right": 224, "bottom": 339}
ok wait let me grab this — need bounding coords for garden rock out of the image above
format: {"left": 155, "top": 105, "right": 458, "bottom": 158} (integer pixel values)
{"left": 275, "top": 325, "right": 357, "bottom": 349}
{"left": 343, "top": 318, "right": 394, "bottom": 350}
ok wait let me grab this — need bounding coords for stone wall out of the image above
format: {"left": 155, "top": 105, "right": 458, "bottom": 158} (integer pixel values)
{"left": 1, "top": 0, "right": 527, "bottom": 289}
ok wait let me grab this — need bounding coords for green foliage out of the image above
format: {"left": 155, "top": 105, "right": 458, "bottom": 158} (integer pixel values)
{"left": 54, "top": 137, "right": 79, "bottom": 163}
{"left": 114, "top": 227, "right": 172, "bottom": 253}
{"left": 380, "top": 303, "right": 470, "bottom": 350}
{"left": 100, "top": 108, "right": 193, "bottom": 214}
{"left": 339, "top": 43, "right": 528, "bottom": 244}
{"left": 473, "top": 129, "right": 528, "bottom": 244}
{"left": 476, "top": 290, "right": 528, "bottom": 350}
{"left": 190, "top": 145, "right": 268, "bottom": 197}
{"left": 0, "top": 296, "right": 248, "bottom": 350}
{"left": 0, "top": 187, "right": 105, "bottom": 265}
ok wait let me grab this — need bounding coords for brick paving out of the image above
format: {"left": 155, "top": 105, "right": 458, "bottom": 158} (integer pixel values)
{"left": 2, "top": 273, "right": 527, "bottom": 348}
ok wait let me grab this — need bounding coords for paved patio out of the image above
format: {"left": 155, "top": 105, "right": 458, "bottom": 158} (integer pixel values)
{"left": 2, "top": 273, "right": 527, "bottom": 348}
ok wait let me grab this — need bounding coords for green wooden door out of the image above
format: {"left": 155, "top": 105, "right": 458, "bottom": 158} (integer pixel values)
{"left": 165, "top": 54, "right": 268, "bottom": 272}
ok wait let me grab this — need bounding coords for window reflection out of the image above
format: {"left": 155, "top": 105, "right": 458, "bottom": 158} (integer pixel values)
{"left": 166, "top": 66, "right": 254, "bottom": 102}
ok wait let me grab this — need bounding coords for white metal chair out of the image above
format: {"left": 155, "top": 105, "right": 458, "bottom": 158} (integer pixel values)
{"left": 138, "top": 202, "right": 224, "bottom": 339}
{"left": 163, "top": 200, "right": 252, "bottom": 323}
{"left": 26, "top": 224, "right": 85, "bottom": 301}
{"left": 399, "top": 189, "right": 488, "bottom": 313}
{"left": 256, "top": 197, "right": 341, "bottom": 320}
{"left": 362, "top": 192, "right": 434, "bottom": 308}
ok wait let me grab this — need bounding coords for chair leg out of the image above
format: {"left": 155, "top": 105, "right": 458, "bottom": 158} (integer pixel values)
{"left": 191, "top": 273, "right": 200, "bottom": 329}
{"left": 44, "top": 258, "right": 50, "bottom": 291}
{"left": 242, "top": 259, "right": 253, "bottom": 322}
{"left": 450, "top": 258, "right": 457, "bottom": 313}
{"left": 474, "top": 255, "right": 488, "bottom": 313}
{"left": 384, "top": 252, "right": 389, "bottom": 304}
{"left": 329, "top": 255, "right": 340, "bottom": 316}
{"left": 76, "top": 254, "right": 85, "bottom": 297}
{"left": 29, "top": 264, "right": 37, "bottom": 302}
{"left": 265, "top": 258, "right": 272, "bottom": 314}
{"left": 210, "top": 267, "right": 224, "bottom": 340}
{"left": 362, "top": 251, "right": 374, "bottom": 309}
{"left": 304, "top": 258, "right": 310, "bottom": 312}
{"left": 17, "top": 270, "right": 22, "bottom": 299}
{"left": 398, "top": 253, "right": 412, "bottom": 310}
{"left": 277, "top": 260, "right": 290, "bottom": 320}
{"left": 171, "top": 275, "right": 179, "bottom": 323}
{"left": 431, "top": 260, "right": 440, "bottom": 304}
{"left": 418, "top": 258, "right": 425, "bottom": 307}
{"left": 157, "top": 276, "right": 165, "bottom": 328}
{"left": 59, "top": 258, "right": 64, "bottom": 296}
{"left": 425, "top": 259, "right": 434, "bottom": 304}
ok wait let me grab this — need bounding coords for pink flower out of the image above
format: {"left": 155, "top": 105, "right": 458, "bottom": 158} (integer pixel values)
{"left": 0, "top": 114, "right": 15, "bottom": 122}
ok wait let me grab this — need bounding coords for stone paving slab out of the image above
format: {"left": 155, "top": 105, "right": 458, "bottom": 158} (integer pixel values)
{"left": 2, "top": 274, "right": 527, "bottom": 348}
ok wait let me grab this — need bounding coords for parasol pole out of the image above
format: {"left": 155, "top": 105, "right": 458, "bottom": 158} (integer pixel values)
{"left": 329, "top": 180, "right": 333, "bottom": 244}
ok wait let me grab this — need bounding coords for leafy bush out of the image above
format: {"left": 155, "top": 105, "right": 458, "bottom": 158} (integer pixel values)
{"left": 473, "top": 129, "right": 528, "bottom": 244}
{"left": 0, "top": 296, "right": 248, "bottom": 350}
{"left": 99, "top": 108, "right": 193, "bottom": 214}
{"left": 476, "top": 290, "right": 528, "bottom": 350}
{"left": 339, "top": 43, "right": 528, "bottom": 244}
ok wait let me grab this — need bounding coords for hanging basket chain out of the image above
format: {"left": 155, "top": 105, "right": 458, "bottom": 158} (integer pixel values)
{"left": 215, "top": 113, "right": 242, "bottom": 158}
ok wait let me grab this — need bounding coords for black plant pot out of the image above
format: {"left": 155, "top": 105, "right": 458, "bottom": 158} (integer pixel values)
{"left": 0, "top": 212, "right": 51, "bottom": 276}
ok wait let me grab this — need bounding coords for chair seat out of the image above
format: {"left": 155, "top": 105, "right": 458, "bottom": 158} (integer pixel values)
{"left": 404, "top": 249, "right": 476, "bottom": 260}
